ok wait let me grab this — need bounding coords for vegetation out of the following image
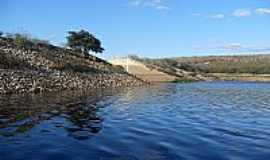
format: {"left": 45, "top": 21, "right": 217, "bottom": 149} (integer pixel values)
{"left": 0, "top": 34, "right": 125, "bottom": 74}
{"left": 134, "top": 55, "right": 270, "bottom": 74}
{"left": 175, "top": 56, "right": 270, "bottom": 74}
{"left": 31, "top": 38, "right": 50, "bottom": 46}
{"left": 131, "top": 56, "right": 186, "bottom": 77}
{"left": 0, "top": 32, "right": 50, "bottom": 49}
{"left": 66, "top": 30, "right": 104, "bottom": 56}
{"left": 13, "top": 33, "right": 33, "bottom": 48}
{"left": 0, "top": 30, "right": 104, "bottom": 58}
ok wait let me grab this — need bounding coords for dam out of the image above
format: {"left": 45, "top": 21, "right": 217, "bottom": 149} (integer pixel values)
{"left": 110, "top": 57, "right": 177, "bottom": 82}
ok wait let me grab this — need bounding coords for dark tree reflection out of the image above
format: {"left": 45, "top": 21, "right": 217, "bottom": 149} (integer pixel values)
{"left": 0, "top": 88, "right": 117, "bottom": 140}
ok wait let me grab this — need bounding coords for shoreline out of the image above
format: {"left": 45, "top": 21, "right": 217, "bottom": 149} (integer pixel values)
{"left": 0, "top": 69, "right": 145, "bottom": 95}
{"left": 205, "top": 73, "right": 270, "bottom": 82}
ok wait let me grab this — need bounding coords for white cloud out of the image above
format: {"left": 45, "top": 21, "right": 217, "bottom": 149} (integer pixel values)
{"left": 233, "top": 9, "right": 251, "bottom": 17}
{"left": 255, "top": 8, "right": 270, "bottom": 15}
{"left": 209, "top": 14, "right": 225, "bottom": 19}
{"left": 129, "top": 0, "right": 170, "bottom": 11}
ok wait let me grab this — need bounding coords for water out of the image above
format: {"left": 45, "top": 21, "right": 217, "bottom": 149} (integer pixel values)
{"left": 1, "top": 82, "right": 270, "bottom": 160}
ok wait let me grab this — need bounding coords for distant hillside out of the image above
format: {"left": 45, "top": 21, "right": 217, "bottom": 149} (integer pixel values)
{"left": 133, "top": 54, "right": 270, "bottom": 74}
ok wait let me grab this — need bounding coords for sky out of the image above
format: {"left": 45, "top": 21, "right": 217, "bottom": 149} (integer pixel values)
{"left": 1, "top": 0, "right": 270, "bottom": 59}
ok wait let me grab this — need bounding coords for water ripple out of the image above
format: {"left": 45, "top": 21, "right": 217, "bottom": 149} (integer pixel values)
{"left": 1, "top": 82, "right": 270, "bottom": 159}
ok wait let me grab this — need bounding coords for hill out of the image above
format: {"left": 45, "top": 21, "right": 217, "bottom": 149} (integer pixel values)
{"left": 0, "top": 37, "right": 144, "bottom": 94}
{"left": 130, "top": 54, "right": 270, "bottom": 82}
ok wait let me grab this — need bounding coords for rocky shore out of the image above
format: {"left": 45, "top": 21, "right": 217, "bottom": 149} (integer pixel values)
{"left": 0, "top": 37, "right": 145, "bottom": 94}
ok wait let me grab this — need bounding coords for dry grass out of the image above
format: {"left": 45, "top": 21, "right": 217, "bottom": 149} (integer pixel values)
{"left": 136, "top": 54, "right": 270, "bottom": 74}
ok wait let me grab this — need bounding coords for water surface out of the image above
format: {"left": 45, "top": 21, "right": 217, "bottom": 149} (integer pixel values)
{"left": 1, "top": 82, "right": 270, "bottom": 160}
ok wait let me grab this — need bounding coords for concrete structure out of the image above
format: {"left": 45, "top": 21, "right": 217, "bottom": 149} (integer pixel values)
{"left": 110, "top": 57, "right": 177, "bottom": 82}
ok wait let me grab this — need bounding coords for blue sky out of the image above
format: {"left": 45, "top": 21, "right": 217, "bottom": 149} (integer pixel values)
{"left": 1, "top": 0, "right": 270, "bottom": 59}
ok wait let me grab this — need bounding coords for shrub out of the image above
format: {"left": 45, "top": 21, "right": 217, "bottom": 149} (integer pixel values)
{"left": 13, "top": 33, "right": 33, "bottom": 48}
{"left": 129, "top": 55, "right": 140, "bottom": 61}
{"left": 31, "top": 38, "right": 50, "bottom": 46}
{"left": 4, "top": 33, "right": 51, "bottom": 49}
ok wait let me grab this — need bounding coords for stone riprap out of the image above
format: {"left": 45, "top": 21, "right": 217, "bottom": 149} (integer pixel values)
{"left": 0, "top": 37, "right": 144, "bottom": 94}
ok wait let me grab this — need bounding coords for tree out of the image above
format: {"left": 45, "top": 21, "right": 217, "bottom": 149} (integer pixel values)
{"left": 0, "top": 31, "right": 3, "bottom": 37}
{"left": 66, "top": 30, "right": 104, "bottom": 56}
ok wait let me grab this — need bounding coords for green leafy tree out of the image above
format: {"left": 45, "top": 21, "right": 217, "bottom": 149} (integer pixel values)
{"left": 66, "top": 30, "right": 104, "bottom": 56}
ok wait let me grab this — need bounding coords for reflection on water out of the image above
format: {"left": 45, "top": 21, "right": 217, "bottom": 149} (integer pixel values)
{"left": 0, "top": 89, "right": 113, "bottom": 139}
{"left": 1, "top": 82, "right": 270, "bottom": 160}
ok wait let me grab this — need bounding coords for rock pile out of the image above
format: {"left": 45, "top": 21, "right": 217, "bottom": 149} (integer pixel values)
{"left": 0, "top": 38, "right": 145, "bottom": 94}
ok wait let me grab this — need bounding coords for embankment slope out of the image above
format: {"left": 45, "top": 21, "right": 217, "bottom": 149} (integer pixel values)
{"left": 111, "top": 57, "right": 211, "bottom": 82}
{"left": 110, "top": 58, "right": 178, "bottom": 82}
{"left": 0, "top": 37, "right": 144, "bottom": 94}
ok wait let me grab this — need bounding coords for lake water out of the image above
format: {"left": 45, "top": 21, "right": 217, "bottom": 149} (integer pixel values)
{"left": 1, "top": 82, "right": 270, "bottom": 160}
